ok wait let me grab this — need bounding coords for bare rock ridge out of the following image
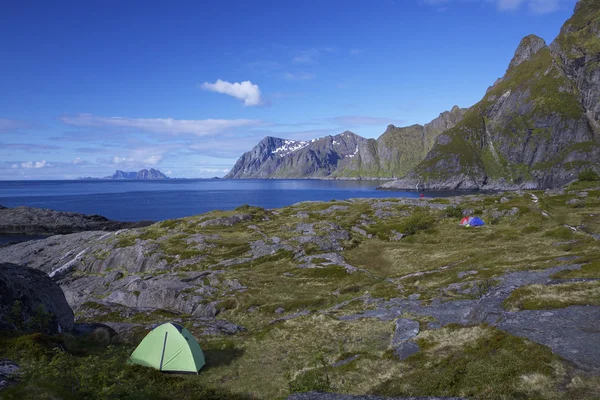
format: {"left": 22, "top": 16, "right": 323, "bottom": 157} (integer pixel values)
{"left": 0, "top": 206, "right": 153, "bottom": 235}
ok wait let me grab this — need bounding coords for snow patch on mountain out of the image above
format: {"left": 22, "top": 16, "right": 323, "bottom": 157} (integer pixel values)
{"left": 272, "top": 140, "right": 309, "bottom": 157}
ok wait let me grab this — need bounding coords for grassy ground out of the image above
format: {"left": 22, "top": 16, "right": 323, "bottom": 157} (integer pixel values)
{"left": 4, "top": 182, "right": 600, "bottom": 399}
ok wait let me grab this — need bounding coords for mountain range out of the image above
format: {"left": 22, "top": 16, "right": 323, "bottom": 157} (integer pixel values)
{"left": 78, "top": 168, "right": 170, "bottom": 180}
{"left": 105, "top": 169, "right": 170, "bottom": 180}
{"left": 226, "top": 0, "right": 600, "bottom": 190}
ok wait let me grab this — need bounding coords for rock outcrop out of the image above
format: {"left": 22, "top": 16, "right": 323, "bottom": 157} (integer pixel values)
{"left": 0, "top": 263, "right": 74, "bottom": 334}
{"left": 383, "top": 0, "right": 600, "bottom": 191}
{"left": 0, "top": 206, "right": 153, "bottom": 235}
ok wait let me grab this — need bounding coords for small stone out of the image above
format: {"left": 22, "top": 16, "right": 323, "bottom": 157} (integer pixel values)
{"left": 566, "top": 199, "right": 582, "bottom": 205}
{"left": 577, "top": 192, "right": 588, "bottom": 198}
{"left": 283, "top": 272, "right": 294, "bottom": 277}
{"left": 458, "top": 270, "right": 478, "bottom": 279}
{"left": 389, "top": 230, "right": 405, "bottom": 241}
{"left": 500, "top": 197, "right": 510, "bottom": 203}
{"left": 331, "top": 354, "right": 360, "bottom": 368}
{"left": 428, "top": 322, "right": 441, "bottom": 330}
{"left": 408, "top": 293, "right": 421, "bottom": 301}
{"left": 275, "top": 307, "right": 285, "bottom": 314}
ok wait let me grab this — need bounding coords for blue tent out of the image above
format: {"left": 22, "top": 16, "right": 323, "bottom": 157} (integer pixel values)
{"left": 469, "top": 217, "right": 485, "bottom": 227}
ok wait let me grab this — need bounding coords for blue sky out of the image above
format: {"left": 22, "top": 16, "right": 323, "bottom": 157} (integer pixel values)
{"left": 0, "top": 0, "right": 578, "bottom": 179}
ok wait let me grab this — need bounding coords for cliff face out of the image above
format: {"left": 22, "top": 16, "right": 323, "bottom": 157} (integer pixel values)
{"left": 226, "top": 108, "right": 466, "bottom": 179}
{"left": 383, "top": 0, "right": 600, "bottom": 190}
{"left": 333, "top": 106, "right": 466, "bottom": 178}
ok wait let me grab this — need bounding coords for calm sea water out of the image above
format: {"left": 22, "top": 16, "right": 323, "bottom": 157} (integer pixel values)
{"left": 0, "top": 179, "right": 457, "bottom": 222}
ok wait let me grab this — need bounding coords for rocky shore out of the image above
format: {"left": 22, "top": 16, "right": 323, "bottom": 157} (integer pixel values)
{"left": 0, "top": 205, "right": 153, "bottom": 236}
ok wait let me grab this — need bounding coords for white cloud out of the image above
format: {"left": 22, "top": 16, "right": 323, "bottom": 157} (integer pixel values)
{"left": 200, "top": 79, "right": 263, "bottom": 106}
{"left": 73, "top": 157, "right": 84, "bottom": 164}
{"left": 112, "top": 156, "right": 133, "bottom": 165}
{"left": 10, "top": 164, "right": 18, "bottom": 169}
{"left": 349, "top": 49, "right": 363, "bottom": 55}
{"left": 283, "top": 72, "right": 316, "bottom": 81}
{"left": 60, "top": 114, "right": 262, "bottom": 136}
{"left": 21, "top": 160, "right": 48, "bottom": 169}
{"left": 165, "top": 170, "right": 172, "bottom": 175}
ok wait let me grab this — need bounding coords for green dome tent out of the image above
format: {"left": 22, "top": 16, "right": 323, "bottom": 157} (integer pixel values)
{"left": 128, "top": 322, "right": 205, "bottom": 374}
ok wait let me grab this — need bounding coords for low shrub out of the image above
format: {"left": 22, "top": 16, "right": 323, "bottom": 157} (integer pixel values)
{"left": 578, "top": 170, "right": 599, "bottom": 182}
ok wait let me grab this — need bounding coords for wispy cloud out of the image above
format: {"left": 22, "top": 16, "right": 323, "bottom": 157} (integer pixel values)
{"left": 496, "top": 0, "right": 560, "bottom": 13}
{"left": 200, "top": 79, "right": 263, "bottom": 106}
{"left": 60, "top": 114, "right": 262, "bottom": 136}
{"left": 283, "top": 72, "right": 316, "bottom": 81}
{"left": 0, "top": 118, "right": 35, "bottom": 134}
{"left": 0, "top": 142, "right": 61, "bottom": 153}
{"left": 292, "top": 47, "right": 336, "bottom": 64}
{"left": 326, "top": 116, "right": 405, "bottom": 126}
{"left": 421, "top": 0, "right": 567, "bottom": 14}
{"left": 349, "top": 49, "right": 363, "bottom": 55}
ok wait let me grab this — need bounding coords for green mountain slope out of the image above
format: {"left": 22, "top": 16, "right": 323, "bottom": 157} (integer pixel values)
{"left": 383, "top": 0, "right": 600, "bottom": 191}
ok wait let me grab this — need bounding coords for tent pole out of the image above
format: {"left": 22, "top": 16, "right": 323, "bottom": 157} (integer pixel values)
{"left": 159, "top": 332, "right": 168, "bottom": 371}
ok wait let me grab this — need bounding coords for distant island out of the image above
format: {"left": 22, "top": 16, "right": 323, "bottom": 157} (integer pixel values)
{"left": 78, "top": 168, "right": 170, "bottom": 180}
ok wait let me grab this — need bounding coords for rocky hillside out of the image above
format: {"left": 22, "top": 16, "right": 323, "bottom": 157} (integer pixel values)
{"left": 225, "top": 108, "right": 466, "bottom": 179}
{"left": 1, "top": 182, "right": 600, "bottom": 398}
{"left": 383, "top": 0, "right": 600, "bottom": 191}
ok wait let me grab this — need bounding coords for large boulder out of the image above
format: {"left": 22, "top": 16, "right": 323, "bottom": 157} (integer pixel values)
{"left": 0, "top": 263, "right": 74, "bottom": 333}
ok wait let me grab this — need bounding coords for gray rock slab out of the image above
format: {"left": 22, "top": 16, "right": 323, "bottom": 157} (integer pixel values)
{"left": 394, "top": 341, "right": 420, "bottom": 360}
{"left": 391, "top": 319, "right": 420, "bottom": 346}
{"left": 498, "top": 306, "right": 600, "bottom": 370}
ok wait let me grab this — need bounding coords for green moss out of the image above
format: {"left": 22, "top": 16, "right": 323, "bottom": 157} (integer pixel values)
{"left": 114, "top": 235, "right": 136, "bottom": 248}
{"left": 504, "top": 281, "right": 600, "bottom": 310}
{"left": 553, "top": 259, "right": 600, "bottom": 279}
{"left": 373, "top": 327, "right": 563, "bottom": 399}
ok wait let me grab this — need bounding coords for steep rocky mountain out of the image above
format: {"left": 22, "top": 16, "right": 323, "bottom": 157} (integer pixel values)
{"left": 225, "top": 132, "right": 368, "bottom": 178}
{"left": 104, "top": 168, "right": 170, "bottom": 180}
{"left": 226, "top": 108, "right": 466, "bottom": 179}
{"left": 383, "top": 0, "right": 600, "bottom": 190}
